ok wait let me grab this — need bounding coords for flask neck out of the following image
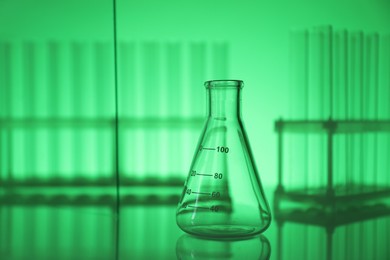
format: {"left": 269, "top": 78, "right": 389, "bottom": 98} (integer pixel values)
{"left": 207, "top": 87, "right": 242, "bottom": 119}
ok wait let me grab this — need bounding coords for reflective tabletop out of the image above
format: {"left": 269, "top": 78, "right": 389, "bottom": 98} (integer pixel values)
{"left": 0, "top": 186, "right": 389, "bottom": 259}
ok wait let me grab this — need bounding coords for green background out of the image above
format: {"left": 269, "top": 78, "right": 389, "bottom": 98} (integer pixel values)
{"left": 0, "top": 0, "right": 389, "bottom": 185}
{"left": 0, "top": 0, "right": 390, "bottom": 259}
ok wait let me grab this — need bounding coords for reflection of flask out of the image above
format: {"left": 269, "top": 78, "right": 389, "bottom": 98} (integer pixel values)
{"left": 176, "top": 234, "right": 271, "bottom": 260}
{"left": 176, "top": 80, "right": 271, "bottom": 238}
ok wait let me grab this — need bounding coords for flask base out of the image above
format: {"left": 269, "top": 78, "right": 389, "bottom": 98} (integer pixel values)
{"left": 181, "top": 224, "right": 265, "bottom": 239}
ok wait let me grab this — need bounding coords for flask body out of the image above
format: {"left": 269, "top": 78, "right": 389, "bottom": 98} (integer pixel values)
{"left": 176, "top": 80, "right": 271, "bottom": 238}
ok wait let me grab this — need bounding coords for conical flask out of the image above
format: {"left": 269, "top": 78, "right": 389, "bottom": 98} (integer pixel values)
{"left": 176, "top": 80, "right": 271, "bottom": 238}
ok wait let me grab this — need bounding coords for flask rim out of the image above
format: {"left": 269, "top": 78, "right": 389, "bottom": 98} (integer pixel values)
{"left": 204, "top": 80, "right": 244, "bottom": 89}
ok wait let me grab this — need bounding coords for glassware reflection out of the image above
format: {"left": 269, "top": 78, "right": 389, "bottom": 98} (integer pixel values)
{"left": 176, "top": 234, "right": 271, "bottom": 260}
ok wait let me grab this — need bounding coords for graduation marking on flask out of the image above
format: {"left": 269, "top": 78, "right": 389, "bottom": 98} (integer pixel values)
{"left": 186, "top": 188, "right": 221, "bottom": 197}
{"left": 190, "top": 170, "right": 224, "bottom": 179}
{"left": 182, "top": 203, "right": 221, "bottom": 213}
{"left": 199, "top": 145, "right": 230, "bottom": 153}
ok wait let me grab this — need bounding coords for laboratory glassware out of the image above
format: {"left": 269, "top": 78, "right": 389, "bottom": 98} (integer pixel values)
{"left": 176, "top": 80, "right": 271, "bottom": 238}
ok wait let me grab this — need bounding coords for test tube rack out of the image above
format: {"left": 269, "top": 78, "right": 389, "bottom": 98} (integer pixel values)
{"left": 274, "top": 118, "right": 390, "bottom": 227}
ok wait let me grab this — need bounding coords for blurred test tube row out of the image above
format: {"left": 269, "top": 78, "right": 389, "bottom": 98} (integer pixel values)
{"left": 0, "top": 41, "right": 115, "bottom": 184}
{"left": 118, "top": 42, "right": 229, "bottom": 185}
{"left": 285, "top": 26, "right": 390, "bottom": 192}
{"left": 0, "top": 41, "right": 229, "bottom": 189}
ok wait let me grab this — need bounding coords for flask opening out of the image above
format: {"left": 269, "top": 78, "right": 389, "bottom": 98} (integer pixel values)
{"left": 205, "top": 80, "right": 244, "bottom": 89}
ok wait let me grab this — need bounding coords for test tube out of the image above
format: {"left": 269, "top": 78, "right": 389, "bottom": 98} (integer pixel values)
{"left": 361, "top": 34, "right": 377, "bottom": 185}
{"left": 71, "top": 42, "right": 85, "bottom": 180}
{"left": 0, "top": 42, "right": 11, "bottom": 181}
{"left": 22, "top": 42, "right": 36, "bottom": 181}
{"left": 165, "top": 43, "right": 183, "bottom": 179}
{"left": 307, "top": 26, "right": 318, "bottom": 190}
{"left": 118, "top": 41, "right": 136, "bottom": 181}
{"left": 82, "top": 41, "right": 98, "bottom": 181}
{"left": 344, "top": 29, "right": 351, "bottom": 188}
{"left": 8, "top": 43, "right": 22, "bottom": 180}
{"left": 307, "top": 26, "right": 323, "bottom": 190}
{"left": 319, "top": 25, "right": 333, "bottom": 190}
{"left": 384, "top": 34, "right": 390, "bottom": 189}
{"left": 94, "top": 42, "right": 112, "bottom": 180}
{"left": 83, "top": 42, "right": 96, "bottom": 181}
{"left": 333, "top": 29, "right": 348, "bottom": 188}
{"left": 377, "top": 34, "right": 390, "bottom": 189}
{"left": 143, "top": 42, "right": 162, "bottom": 181}
{"left": 348, "top": 31, "right": 364, "bottom": 188}
{"left": 370, "top": 33, "right": 379, "bottom": 187}
{"left": 341, "top": 29, "right": 349, "bottom": 190}
{"left": 386, "top": 35, "right": 390, "bottom": 189}
{"left": 47, "top": 41, "right": 61, "bottom": 181}
{"left": 289, "top": 28, "right": 309, "bottom": 190}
